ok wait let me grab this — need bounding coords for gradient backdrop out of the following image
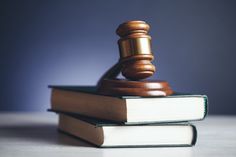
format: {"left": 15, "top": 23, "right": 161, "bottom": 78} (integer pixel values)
{"left": 1, "top": 0, "right": 236, "bottom": 114}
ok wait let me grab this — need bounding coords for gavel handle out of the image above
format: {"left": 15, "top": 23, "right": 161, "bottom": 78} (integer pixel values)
{"left": 97, "top": 61, "right": 122, "bottom": 87}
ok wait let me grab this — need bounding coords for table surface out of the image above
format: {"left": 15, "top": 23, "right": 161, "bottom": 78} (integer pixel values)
{"left": 0, "top": 113, "right": 235, "bottom": 157}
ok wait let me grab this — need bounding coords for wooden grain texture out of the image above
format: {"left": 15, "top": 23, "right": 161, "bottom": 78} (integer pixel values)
{"left": 0, "top": 113, "right": 236, "bottom": 157}
{"left": 98, "top": 79, "right": 173, "bottom": 96}
{"left": 97, "top": 20, "right": 173, "bottom": 96}
{"left": 117, "top": 21, "right": 155, "bottom": 80}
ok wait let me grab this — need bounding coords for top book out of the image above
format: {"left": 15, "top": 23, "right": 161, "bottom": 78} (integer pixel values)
{"left": 49, "top": 86, "right": 208, "bottom": 123}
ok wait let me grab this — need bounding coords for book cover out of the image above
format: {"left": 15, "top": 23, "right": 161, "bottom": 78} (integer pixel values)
{"left": 57, "top": 112, "right": 197, "bottom": 147}
{"left": 49, "top": 85, "right": 208, "bottom": 123}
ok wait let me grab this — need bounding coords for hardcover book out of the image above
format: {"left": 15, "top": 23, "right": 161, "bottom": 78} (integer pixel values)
{"left": 57, "top": 112, "right": 197, "bottom": 147}
{"left": 50, "top": 86, "right": 208, "bottom": 123}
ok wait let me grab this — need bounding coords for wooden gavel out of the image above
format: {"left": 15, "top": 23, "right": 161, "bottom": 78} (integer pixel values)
{"left": 97, "top": 20, "right": 173, "bottom": 97}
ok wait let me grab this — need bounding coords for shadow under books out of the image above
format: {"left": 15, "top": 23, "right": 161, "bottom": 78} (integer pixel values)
{"left": 0, "top": 123, "right": 195, "bottom": 157}
{"left": 0, "top": 123, "right": 92, "bottom": 147}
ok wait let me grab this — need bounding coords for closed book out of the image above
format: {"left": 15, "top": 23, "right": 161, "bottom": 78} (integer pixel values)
{"left": 50, "top": 86, "right": 208, "bottom": 123}
{"left": 58, "top": 113, "right": 197, "bottom": 147}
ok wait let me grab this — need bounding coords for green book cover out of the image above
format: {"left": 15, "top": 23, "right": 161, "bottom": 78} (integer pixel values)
{"left": 49, "top": 85, "right": 208, "bottom": 123}
{"left": 55, "top": 111, "right": 197, "bottom": 148}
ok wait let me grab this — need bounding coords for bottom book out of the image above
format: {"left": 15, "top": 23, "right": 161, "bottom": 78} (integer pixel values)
{"left": 58, "top": 113, "right": 197, "bottom": 148}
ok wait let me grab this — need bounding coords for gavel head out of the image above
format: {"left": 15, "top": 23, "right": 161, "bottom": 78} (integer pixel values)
{"left": 116, "top": 20, "right": 156, "bottom": 80}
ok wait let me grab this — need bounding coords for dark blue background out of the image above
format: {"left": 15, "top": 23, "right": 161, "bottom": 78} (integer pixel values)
{"left": 1, "top": 0, "right": 236, "bottom": 114}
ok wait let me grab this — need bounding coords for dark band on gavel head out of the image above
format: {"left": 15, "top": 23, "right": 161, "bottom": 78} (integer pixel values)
{"left": 116, "top": 21, "right": 152, "bottom": 58}
{"left": 97, "top": 20, "right": 174, "bottom": 97}
{"left": 116, "top": 21, "right": 155, "bottom": 80}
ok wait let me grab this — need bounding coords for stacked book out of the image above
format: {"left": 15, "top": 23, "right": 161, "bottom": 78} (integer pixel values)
{"left": 49, "top": 86, "right": 208, "bottom": 147}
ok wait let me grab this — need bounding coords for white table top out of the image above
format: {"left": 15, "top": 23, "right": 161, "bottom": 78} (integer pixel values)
{"left": 0, "top": 112, "right": 235, "bottom": 157}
